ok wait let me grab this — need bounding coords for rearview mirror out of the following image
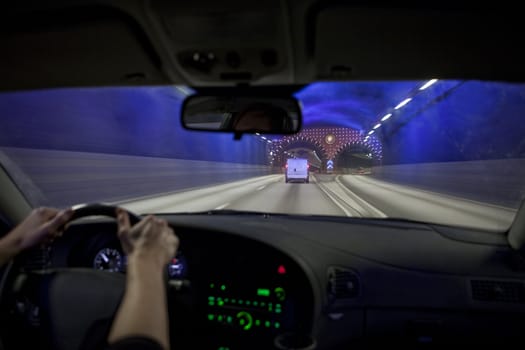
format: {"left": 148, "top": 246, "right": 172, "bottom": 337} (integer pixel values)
{"left": 181, "top": 95, "right": 302, "bottom": 135}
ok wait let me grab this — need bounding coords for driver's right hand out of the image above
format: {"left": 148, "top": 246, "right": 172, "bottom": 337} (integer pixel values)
{"left": 116, "top": 208, "right": 179, "bottom": 269}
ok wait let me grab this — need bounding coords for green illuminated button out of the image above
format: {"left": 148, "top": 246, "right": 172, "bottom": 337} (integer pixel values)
{"left": 208, "top": 296, "right": 215, "bottom": 301}
{"left": 257, "top": 288, "right": 270, "bottom": 297}
{"left": 253, "top": 301, "right": 258, "bottom": 306}
{"left": 239, "top": 300, "right": 244, "bottom": 305}
{"left": 227, "top": 316, "right": 232, "bottom": 324}
{"left": 210, "top": 283, "right": 215, "bottom": 289}
{"left": 255, "top": 320, "right": 261, "bottom": 326}
{"left": 260, "top": 302, "right": 266, "bottom": 307}
{"left": 231, "top": 299, "right": 236, "bottom": 304}
{"left": 265, "top": 321, "right": 271, "bottom": 328}
{"left": 275, "top": 303, "right": 282, "bottom": 314}
{"left": 218, "top": 347, "right": 230, "bottom": 350}
{"left": 221, "top": 285, "right": 226, "bottom": 291}
{"left": 275, "top": 322, "right": 280, "bottom": 329}
{"left": 224, "top": 298, "right": 229, "bottom": 303}
{"left": 218, "top": 315, "right": 223, "bottom": 322}
{"left": 218, "top": 300, "right": 224, "bottom": 306}
{"left": 274, "top": 287, "right": 286, "bottom": 301}
{"left": 207, "top": 314, "right": 214, "bottom": 321}
{"left": 236, "top": 311, "right": 253, "bottom": 331}
{"left": 246, "top": 301, "right": 251, "bottom": 306}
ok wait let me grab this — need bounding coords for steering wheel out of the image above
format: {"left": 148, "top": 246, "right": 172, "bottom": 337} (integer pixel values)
{"left": 0, "top": 203, "right": 142, "bottom": 350}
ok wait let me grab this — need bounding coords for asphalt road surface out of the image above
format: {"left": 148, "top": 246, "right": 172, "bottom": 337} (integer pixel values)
{"left": 119, "top": 174, "right": 515, "bottom": 232}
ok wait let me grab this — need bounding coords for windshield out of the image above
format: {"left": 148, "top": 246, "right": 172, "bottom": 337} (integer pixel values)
{"left": 1, "top": 81, "right": 524, "bottom": 231}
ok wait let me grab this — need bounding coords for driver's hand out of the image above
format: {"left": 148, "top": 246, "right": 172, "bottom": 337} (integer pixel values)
{"left": 6, "top": 207, "right": 73, "bottom": 250}
{"left": 116, "top": 208, "right": 179, "bottom": 268}
{"left": 0, "top": 207, "right": 73, "bottom": 266}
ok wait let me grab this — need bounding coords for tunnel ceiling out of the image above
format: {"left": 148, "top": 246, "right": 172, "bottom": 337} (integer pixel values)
{"left": 294, "top": 81, "right": 423, "bottom": 131}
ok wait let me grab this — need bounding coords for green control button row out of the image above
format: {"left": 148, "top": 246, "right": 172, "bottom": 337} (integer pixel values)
{"left": 210, "top": 285, "right": 286, "bottom": 302}
{"left": 208, "top": 296, "right": 282, "bottom": 313}
{"left": 207, "top": 313, "right": 280, "bottom": 330}
{"left": 209, "top": 283, "right": 227, "bottom": 291}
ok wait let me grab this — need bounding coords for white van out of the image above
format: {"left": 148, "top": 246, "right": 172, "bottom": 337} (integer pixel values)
{"left": 285, "top": 158, "right": 309, "bottom": 183}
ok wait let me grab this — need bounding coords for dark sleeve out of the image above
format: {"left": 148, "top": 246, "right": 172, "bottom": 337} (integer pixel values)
{"left": 106, "top": 337, "right": 163, "bottom": 350}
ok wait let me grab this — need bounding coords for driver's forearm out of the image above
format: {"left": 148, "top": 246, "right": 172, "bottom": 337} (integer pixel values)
{"left": 0, "top": 235, "right": 22, "bottom": 267}
{"left": 108, "top": 259, "right": 169, "bottom": 350}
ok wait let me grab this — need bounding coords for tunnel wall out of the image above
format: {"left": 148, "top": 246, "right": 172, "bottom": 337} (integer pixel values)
{"left": 379, "top": 81, "right": 525, "bottom": 164}
{"left": 0, "top": 86, "right": 269, "bottom": 164}
{"left": 0, "top": 148, "right": 273, "bottom": 207}
{"left": 368, "top": 159, "right": 525, "bottom": 208}
{"left": 0, "top": 87, "right": 273, "bottom": 206}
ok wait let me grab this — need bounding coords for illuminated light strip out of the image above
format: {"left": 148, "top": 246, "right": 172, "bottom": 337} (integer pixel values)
{"left": 373, "top": 123, "right": 381, "bottom": 130}
{"left": 367, "top": 130, "right": 375, "bottom": 135}
{"left": 419, "top": 78, "right": 438, "bottom": 90}
{"left": 381, "top": 113, "right": 392, "bottom": 122}
{"left": 394, "top": 97, "right": 412, "bottom": 110}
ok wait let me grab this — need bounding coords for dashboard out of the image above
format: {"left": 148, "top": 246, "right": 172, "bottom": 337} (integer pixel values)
{"left": 17, "top": 214, "right": 525, "bottom": 350}
{"left": 50, "top": 219, "right": 314, "bottom": 350}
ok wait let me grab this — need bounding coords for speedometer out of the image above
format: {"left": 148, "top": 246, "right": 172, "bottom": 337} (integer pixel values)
{"left": 93, "top": 248, "right": 123, "bottom": 272}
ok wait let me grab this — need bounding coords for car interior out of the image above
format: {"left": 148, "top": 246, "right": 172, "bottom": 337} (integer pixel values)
{"left": 1, "top": 1, "right": 525, "bottom": 350}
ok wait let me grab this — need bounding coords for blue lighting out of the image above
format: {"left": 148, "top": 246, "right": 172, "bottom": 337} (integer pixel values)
{"left": 0, "top": 86, "right": 267, "bottom": 164}
{"left": 1, "top": 80, "right": 524, "bottom": 167}
{"left": 294, "top": 81, "right": 420, "bottom": 130}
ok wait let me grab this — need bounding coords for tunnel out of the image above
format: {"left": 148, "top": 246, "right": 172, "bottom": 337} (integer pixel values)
{"left": 272, "top": 137, "right": 328, "bottom": 171}
{"left": 334, "top": 143, "right": 376, "bottom": 170}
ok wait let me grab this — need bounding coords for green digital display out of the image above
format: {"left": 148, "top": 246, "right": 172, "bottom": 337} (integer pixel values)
{"left": 257, "top": 288, "right": 270, "bottom": 296}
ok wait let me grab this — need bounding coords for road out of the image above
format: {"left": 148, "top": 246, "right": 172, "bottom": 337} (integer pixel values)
{"left": 119, "top": 174, "right": 516, "bottom": 232}
{"left": 0, "top": 148, "right": 517, "bottom": 231}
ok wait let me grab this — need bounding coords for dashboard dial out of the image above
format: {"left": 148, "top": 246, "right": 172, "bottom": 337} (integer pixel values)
{"left": 93, "top": 248, "right": 123, "bottom": 272}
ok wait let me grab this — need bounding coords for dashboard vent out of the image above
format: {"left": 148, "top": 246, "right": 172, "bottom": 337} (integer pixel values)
{"left": 327, "top": 266, "right": 360, "bottom": 301}
{"left": 471, "top": 279, "right": 525, "bottom": 303}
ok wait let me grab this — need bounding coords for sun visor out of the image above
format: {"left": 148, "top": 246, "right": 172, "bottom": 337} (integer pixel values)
{"left": 312, "top": 6, "right": 525, "bottom": 81}
{"left": 0, "top": 6, "right": 170, "bottom": 91}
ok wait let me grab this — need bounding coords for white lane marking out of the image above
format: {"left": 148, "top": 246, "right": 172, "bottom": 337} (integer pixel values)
{"left": 256, "top": 185, "right": 266, "bottom": 191}
{"left": 311, "top": 175, "right": 353, "bottom": 217}
{"left": 335, "top": 176, "right": 387, "bottom": 217}
{"left": 214, "top": 203, "right": 230, "bottom": 210}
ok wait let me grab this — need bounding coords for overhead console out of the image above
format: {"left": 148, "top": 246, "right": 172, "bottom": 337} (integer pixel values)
{"left": 151, "top": 0, "right": 294, "bottom": 85}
